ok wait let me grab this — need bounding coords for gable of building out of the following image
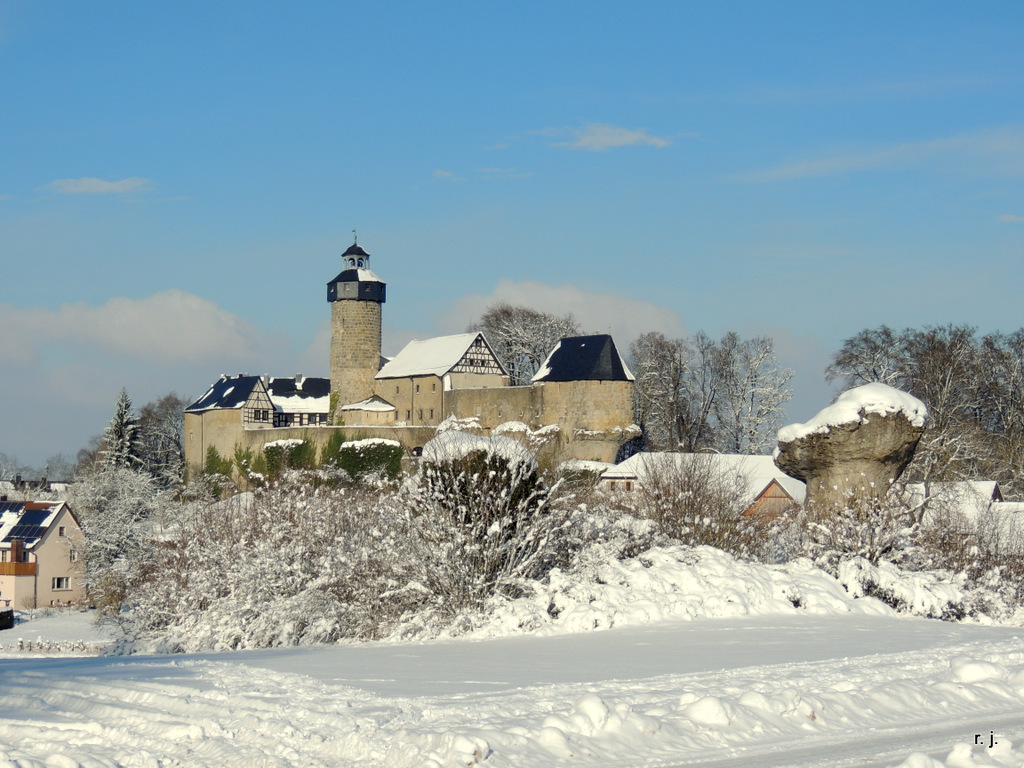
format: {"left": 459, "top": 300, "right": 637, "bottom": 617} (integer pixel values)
{"left": 376, "top": 332, "right": 508, "bottom": 380}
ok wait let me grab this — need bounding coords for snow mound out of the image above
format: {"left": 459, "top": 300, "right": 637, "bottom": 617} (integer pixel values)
{"left": 778, "top": 383, "right": 928, "bottom": 443}
{"left": 471, "top": 545, "right": 895, "bottom": 638}
{"left": 421, "top": 430, "right": 537, "bottom": 470}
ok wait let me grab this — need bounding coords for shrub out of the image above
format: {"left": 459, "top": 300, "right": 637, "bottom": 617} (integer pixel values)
{"left": 204, "top": 446, "right": 233, "bottom": 477}
{"left": 262, "top": 439, "right": 316, "bottom": 478}
{"left": 628, "top": 453, "right": 756, "bottom": 557}
{"left": 321, "top": 433, "right": 403, "bottom": 483}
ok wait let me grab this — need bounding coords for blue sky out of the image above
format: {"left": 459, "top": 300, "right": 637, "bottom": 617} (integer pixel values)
{"left": 2, "top": 2, "right": 1023, "bottom": 467}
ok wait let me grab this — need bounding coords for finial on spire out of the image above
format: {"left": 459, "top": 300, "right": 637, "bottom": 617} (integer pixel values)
{"left": 352, "top": 228, "right": 357, "bottom": 244}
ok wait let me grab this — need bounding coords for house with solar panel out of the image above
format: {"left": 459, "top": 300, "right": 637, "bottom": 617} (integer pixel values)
{"left": 0, "top": 501, "right": 84, "bottom": 609}
{"left": 184, "top": 241, "right": 638, "bottom": 473}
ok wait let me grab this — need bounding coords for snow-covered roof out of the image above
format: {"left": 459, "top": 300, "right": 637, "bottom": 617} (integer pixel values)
{"left": 330, "top": 267, "right": 384, "bottom": 284}
{"left": 185, "top": 375, "right": 262, "bottom": 412}
{"left": 188, "top": 374, "right": 331, "bottom": 414}
{"left": 532, "top": 335, "right": 634, "bottom": 383}
{"left": 376, "top": 332, "right": 495, "bottom": 380}
{"left": 602, "top": 452, "right": 806, "bottom": 505}
{"left": 0, "top": 501, "right": 69, "bottom": 549}
{"left": 267, "top": 376, "right": 330, "bottom": 414}
{"left": 778, "top": 383, "right": 928, "bottom": 444}
{"left": 340, "top": 395, "right": 396, "bottom": 412}
{"left": 905, "top": 481, "right": 1003, "bottom": 525}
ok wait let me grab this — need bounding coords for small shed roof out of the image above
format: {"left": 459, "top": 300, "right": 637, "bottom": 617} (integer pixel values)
{"left": 532, "top": 335, "right": 634, "bottom": 383}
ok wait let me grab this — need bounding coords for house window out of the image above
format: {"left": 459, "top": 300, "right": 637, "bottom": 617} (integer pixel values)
{"left": 0, "top": 551, "right": 6, "bottom": 563}
{"left": 52, "top": 577, "right": 70, "bottom": 591}
{"left": 415, "top": 384, "right": 420, "bottom": 394}
{"left": 70, "top": 550, "right": 78, "bottom": 562}
{"left": 58, "top": 526, "right": 66, "bottom": 537}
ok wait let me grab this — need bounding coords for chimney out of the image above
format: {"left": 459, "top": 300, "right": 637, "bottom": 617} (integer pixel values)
{"left": 10, "top": 539, "right": 23, "bottom": 563}
{"left": 295, "top": 373, "right": 303, "bottom": 388}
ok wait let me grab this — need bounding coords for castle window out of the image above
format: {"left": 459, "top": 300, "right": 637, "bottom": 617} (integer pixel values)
{"left": 415, "top": 384, "right": 420, "bottom": 394}
{"left": 406, "top": 410, "right": 410, "bottom": 419}
{"left": 418, "top": 409, "right": 423, "bottom": 420}
{"left": 432, "top": 382, "right": 436, "bottom": 393}
{"left": 395, "top": 385, "right": 399, "bottom": 394}
{"left": 429, "top": 409, "right": 434, "bottom": 419}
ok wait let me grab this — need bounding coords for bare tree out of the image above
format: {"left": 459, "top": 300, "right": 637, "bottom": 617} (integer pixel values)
{"left": 468, "top": 302, "right": 581, "bottom": 385}
{"left": 827, "top": 324, "right": 1024, "bottom": 494}
{"left": 630, "top": 330, "right": 791, "bottom": 454}
{"left": 714, "top": 333, "right": 793, "bottom": 455}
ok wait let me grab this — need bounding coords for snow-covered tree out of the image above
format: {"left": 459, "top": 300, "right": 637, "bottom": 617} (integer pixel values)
{"left": 714, "top": 333, "right": 793, "bottom": 455}
{"left": 102, "top": 388, "right": 141, "bottom": 470}
{"left": 468, "top": 302, "right": 581, "bottom": 385}
{"left": 67, "top": 465, "right": 165, "bottom": 613}
{"left": 137, "top": 392, "right": 188, "bottom": 487}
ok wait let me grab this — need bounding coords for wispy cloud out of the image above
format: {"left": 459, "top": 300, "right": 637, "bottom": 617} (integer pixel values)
{"left": 547, "top": 123, "right": 672, "bottom": 152}
{"left": 41, "top": 177, "right": 154, "bottom": 195}
{"left": 999, "top": 214, "right": 1024, "bottom": 223}
{"left": 433, "top": 169, "right": 464, "bottom": 182}
{"left": 741, "top": 128, "right": 1024, "bottom": 183}
{"left": 436, "top": 279, "right": 687, "bottom": 346}
{"left": 0, "top": 290, "right": 272, "bottom": 368}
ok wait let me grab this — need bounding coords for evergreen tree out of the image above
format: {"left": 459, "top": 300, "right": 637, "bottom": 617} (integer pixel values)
{"left": 103, "top": 388, "right": 141, "bottom": 469}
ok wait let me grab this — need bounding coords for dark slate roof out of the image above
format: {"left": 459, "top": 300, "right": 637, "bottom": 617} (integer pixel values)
{"left": 532, "top": 335, "right": 634, "bottom": 383}
{"left": 185, "top": 375, "right": 262, "bottom": 412}
{"left": 267, "top": 376, "right": 331, "bottom": 400}
{"left": 342, "top": 243, "right": 371, "bottom": 258}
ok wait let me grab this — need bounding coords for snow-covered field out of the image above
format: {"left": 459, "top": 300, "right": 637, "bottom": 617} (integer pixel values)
{"left": 2, "top": 552, "right": 1024, "bottom": 767}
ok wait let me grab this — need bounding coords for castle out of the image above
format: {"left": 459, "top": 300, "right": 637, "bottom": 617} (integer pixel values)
{"left": 184, "top": 242, "right": 637, "bottom": 472}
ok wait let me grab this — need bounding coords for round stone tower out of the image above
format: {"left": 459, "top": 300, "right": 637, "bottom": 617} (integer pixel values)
{"left": 327, "top": 240, "right": 386, "bottom": 420}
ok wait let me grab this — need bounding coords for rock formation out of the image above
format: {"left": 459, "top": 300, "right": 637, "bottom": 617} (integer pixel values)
{"left": 774, "top": 383, "right": 928, "bottom": 509}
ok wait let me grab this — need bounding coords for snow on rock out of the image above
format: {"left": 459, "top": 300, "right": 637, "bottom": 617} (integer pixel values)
{"left": 471, "top": 545, "right": 895, "bottom": 639}
{"left": 778, "top": 382, "right": 929, "bottom": 444}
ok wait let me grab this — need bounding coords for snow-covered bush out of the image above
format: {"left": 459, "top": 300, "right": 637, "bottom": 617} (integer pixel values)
{"left": 408, "top": 432, "right": 566, "bottom": 615}
{"left": 118, "top": 480, "right": 425, "bottom": 650}
{"left": 627, "top": 452, "right": 756, "bottom": 558}
{"left": 789, "top": 493, "right": 918, "bottom": 575}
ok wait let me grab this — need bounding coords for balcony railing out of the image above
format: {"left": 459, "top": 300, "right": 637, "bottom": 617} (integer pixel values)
{"left": 0, "top": 563, "right": 36, "bottom": 576}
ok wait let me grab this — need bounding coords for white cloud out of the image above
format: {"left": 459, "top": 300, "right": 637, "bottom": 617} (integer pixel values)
{"left": 741, "top": 128, "right": 1024, "bottom": 182}
{"left": 41, "top": 177, "right": 154, "bottom": 195}
{"left": 0, "top": 290, "right": 273, "bottom": 367}
{"left": 435, "top": 279, "right": 687, "bottom": 348}
{"left": 433, "top": 170, "right": 464, "bottom": 182}
{"left": 999, "top": 213, "right": 1024, "bottom": 223}
{"left": 548, "top": 123, "right": 672, "bottom": 152}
